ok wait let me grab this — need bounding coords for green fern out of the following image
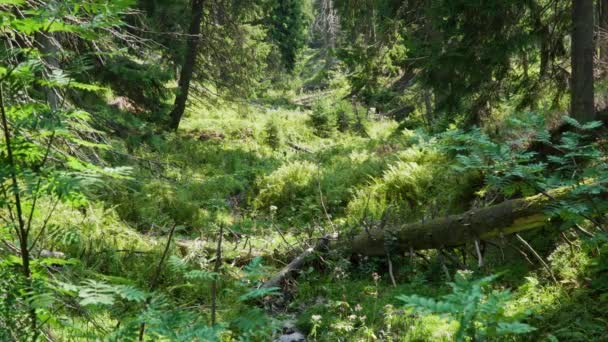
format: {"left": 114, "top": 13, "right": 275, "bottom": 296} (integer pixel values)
{"left": 238, "top": 286, "right": 281, "bottom": 302}
{"left": 398, "top": 272, "right": 535, "bottom": 341}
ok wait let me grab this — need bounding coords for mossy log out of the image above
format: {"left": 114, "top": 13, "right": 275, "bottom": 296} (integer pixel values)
{"left": 346, "top": 188, "right": 569, "bottom": 256}
{"left": 262, "top": 186, "right": 586, "bottom": 288}
{"left": 261, "top": 237, "right": 330, "bottom": 289}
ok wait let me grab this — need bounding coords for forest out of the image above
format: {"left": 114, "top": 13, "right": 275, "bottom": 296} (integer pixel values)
{"left": 1, "top": 0, "right": 607, "bottom": 340}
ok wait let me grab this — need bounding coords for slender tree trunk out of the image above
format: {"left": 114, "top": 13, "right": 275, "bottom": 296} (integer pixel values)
{"left": 211, "top": 224, "right": 223, "bottom": 325}
{"left": 0, "top": 84, "right": 35, "bottom": 332}
{"left": 600, "top": 0, "right": 608, "bottom": 69}
{"left": 169, "top": 0, "right": 204, "bottom": 130}
{"left": 571, "top": 0, "right": 596, "bottom": 122}
{"left": 36, "top": 32, "right": 61, "bottom": 110}
{"left": 138, "top": 224, "right": 178, "bottom": 341}
{"left": 423, "top": 89, "right": 433, "bottom": 128}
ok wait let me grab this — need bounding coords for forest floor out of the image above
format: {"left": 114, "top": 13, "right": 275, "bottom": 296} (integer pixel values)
{"left": 71, "top": 85, "right": 606, "bottom": 340}
{"left": 22, "top": 55, "right": 604, "bottom": 338}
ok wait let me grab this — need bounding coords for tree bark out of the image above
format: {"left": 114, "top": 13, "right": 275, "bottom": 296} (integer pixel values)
{"left": 169, "top": 0, "right": 204, "bottom": 131}
{"left": 36, "top": 32, "right": 61, "bottom": 110}
{"left": 345, "top": 189, "right": 567, "bottom": 256}
{"left": 261, "top": 236, "right": 330, "bottom": 289}
{"left": 599, "top": 0, "right": 608, "bottom": 70}
{"left": 263, "top": 186, "right": 587, "bottom": 288}
{"left": 571, "top": 0, "right": 596, "bottom": 122}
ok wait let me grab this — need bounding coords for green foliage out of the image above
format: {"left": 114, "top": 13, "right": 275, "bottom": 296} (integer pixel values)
{"left": 238, "top": 286, "right": 280, "bottom": 302}
{"left": 264, "top": 118, "right": 282, "bottom": 150}
{"left": 336, "top": 108, "right": 350, "bottom": 132}
{"left": 269, "top": 0, "right": 310, "bottom": 71}
{"left": 98, "top": 55, "right": 173, "bottom": 113}
{"left": 333, "top": 0, "right": 571, "bottom": 125}
{"left": 74, "top": 279, "right": 147, "bottom": 306}
{"left": 254, "top": 160, "right": 317, "bottom": 217}
{"left": 308, "top": 99, "right": 336, "bottom": 137}
{"left": 0, "top": 261, "right": 31, "bottom": 341}
{"left": 440, "top": 116, "right": 608, "bottom": 227}
{"left": 399, "top": 272, "right": 535, "bottom": 341}
{"left": 347, "top": 140, "right": 474, "bottom": 224}
{"left": 1, "top": 0, "right": 607, "bottom": 340}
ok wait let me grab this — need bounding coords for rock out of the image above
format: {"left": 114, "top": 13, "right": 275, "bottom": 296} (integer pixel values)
{"left": 274, "top": 319, "right": 305, "bottom": 342}
{"left": 282, "top": 320, "right": 296, "bottom": 334}
{"left": 40, "top": 250, "right": 65, "bottom": 258}
{"left": 278, "top": 332, "right": 306, "bottom": 342}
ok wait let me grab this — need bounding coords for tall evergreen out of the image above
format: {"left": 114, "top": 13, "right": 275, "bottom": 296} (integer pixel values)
{"left": 169, "top": 0, "right": 204, "bottom": 130}
{"left": 571, "top": 0, "right": 595, "bottom": 123}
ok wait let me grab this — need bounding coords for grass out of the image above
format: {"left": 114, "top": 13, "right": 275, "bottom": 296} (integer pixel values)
{"left": 10, "top": 88, "right": 607, "bottom": 340}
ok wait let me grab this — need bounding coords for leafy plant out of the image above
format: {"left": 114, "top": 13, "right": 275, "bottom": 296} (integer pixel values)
{"left": 308, "top": 99, "right": 335, "bottom": 137}
{"left": 0, "top": 0, "right": 132, "bottom": 337}
{"left": 398, "top": 271, "right": 535, "bottom": 341}
{"left": 264, "top": 119, "right": 282, "bottom": 150}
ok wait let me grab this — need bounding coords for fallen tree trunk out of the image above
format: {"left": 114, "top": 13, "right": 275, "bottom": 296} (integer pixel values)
{"left": 261, "top": 236, "right": 330, "bottom": 289}
{"left": 262, "top": 185, "right": 585, "bottom": 288}
{"left": 346, "top": 188, "right": 569, "bottom": 256}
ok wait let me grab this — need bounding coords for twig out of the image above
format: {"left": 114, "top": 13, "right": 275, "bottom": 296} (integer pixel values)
{"left": 506, "top": 242, "right": 535, "bottom": 265}
{"left": 387, "top": 253, "right": 397, "bottom": 287}
{"left": 574, "top": 224, "right": 594, "bottom": 238}
{"left": 409, "top": 246, "right": 415, "bottom": 267}
{"left": 515, "top": 234, "right": 558, "bottom": 284}
{"left": 139, "top": 223, "right": 178, "bottom": 341}
{"left": 437, "top": 250, "right": 451, "bottom": 281}
{"left": 261, "top": 235, "right": 332, "bottom": 289}
{"left": 271, "top": 221, "right": 295, "bottom": 252}
{"left": 561, "top": 232, "right": 576, "bottom": 257}
{"left": 440, "top": 249, "right": 465, "bottom": 269}
{"left": 0, "top": 82, "right": 35, "bottom": 330}
{"left": 211, "top": 224, "right": 224, "bottom": 326}
{"left": 30, "top": 195, "right": 62, "bottom": 254}
{"left": 414, "top": 252, "right": 430, "bottom": 265}
{"left": 25, "top": 130, "right": 56, "bottom": 238}
{"left": 460, "top": 245, "right": 467, "bottom": 265}
{"left": 1, "top": 240, "right": 19, "bottom": 254}
{"left": 483, "top": 240, "right": 505, "bottom": 261}
{"left": 316, "top": 159, "right": 336, "bottom": 234}
{"left": 474, "top": 239, "right": 484, "bottom": 267}
{"left": 287, "top": 141, "right": 313, "bottom": 154}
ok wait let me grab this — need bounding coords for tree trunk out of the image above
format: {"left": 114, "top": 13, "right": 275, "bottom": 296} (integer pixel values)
{"left": 261, "top": 237, "right": 330, "bottom": 289}
{"left": 33, "top": 29, "right": 62, "bottom": 110}
{"left": 600, "top": 0, "right": 608, "bottom": 70}
{"left": 263, "top": 185, "right": 590, "bottom": 288}
{"left": 571, "top": 0, "right": 596, "bottom": 122}
{"left": 423, "top": 89, "right": 433, "bottom": 128}
{"left": 345, "top": 189, "right": 568, "bottom": 256}
{"left": 169, "top": 0, "right": 204, "bottom": 131}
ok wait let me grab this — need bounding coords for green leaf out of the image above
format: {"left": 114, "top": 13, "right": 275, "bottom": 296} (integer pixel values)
{"left": 38, "top": 258, "right": 78, "bottom": 266}
{"left": 497, "top": 322, "right": 536, "bottom": 335}
{"left": 78, "top": 280, "right": 116, "bottom": 306}
{"left": 115, "top": 285, "right": 147, "bottom": 302}
{"left": 238, "top": 287, "right": 280, "bottom": 302}
{"left": 581, "top": 120, "right": 603, "bottom": 130}
{"left": 184, "top": 270, "right": 219, "bottom": 281}
{"left": 69, "top": 81, "right": 105, "bottom": 92}
{"left": 0, "top": 0, "right": 25, "bottom": 5}
{"left": 29, "top": 292, "right": 55, "bottom": 309}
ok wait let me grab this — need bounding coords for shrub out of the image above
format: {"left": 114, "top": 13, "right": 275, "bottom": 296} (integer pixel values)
{"left": 335, "top": 100, "right": 355, "bottom": 133}
{"left": 398, "top": 272, "right": 535, "bottom": 341}
{"left": 264, "top": 119, "right": 282, "bottom": 150}
{"left": 254, "top": 160, "right": 317, "bottom": 217}
{"left": 336, "top": 109, "right": 350, "bottom": 132}
{"left": 308, "top": 100, "right": 335, "bottom": 137}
